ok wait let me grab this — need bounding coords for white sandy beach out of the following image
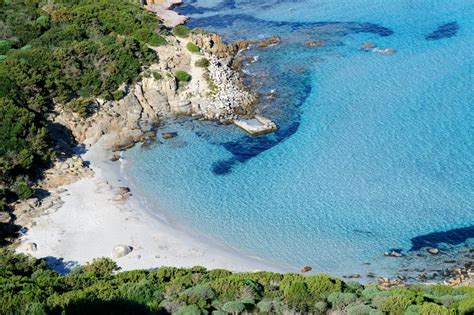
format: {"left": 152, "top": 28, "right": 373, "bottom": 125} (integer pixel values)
{"left": 17, "top": 143, "right": 285, "bottom": 273}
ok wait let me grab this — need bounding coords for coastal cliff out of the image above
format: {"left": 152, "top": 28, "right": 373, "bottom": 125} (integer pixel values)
{"left": 52, "top": 31, "right": 256, "bottom": 152}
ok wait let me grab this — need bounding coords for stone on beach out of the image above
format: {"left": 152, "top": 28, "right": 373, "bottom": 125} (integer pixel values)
{"left": 112, "top": 245, "right": 133, "bottom": 258}
{"left": 25, "top": 242, "right": 38, "bottom": 252}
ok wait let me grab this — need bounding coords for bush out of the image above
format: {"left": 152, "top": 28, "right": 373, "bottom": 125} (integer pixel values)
{"left": 186, "top": 42, "right": 200, "bottom": 53}
{"left": 257, "top": 300, "right": 273, "bottom": 312}
{"left": 35, "top": 16, "right": 50, "bottom": 29}
{"left": 221, "top": 301, "right": 246, "bottom": 314}
{"left": 314, "top": 301, "right": 328, "bottom": 314}
{"left": 174, "top": 304, "right": 203, "bottom": 315}
{"left": 419, "top": 303, "right": 449, "bottom": 315}
{"left": 175, "top": 70, "right": 191, "bottom": 82}
{"left": 347, "top": 304, "right": 377, "bottom": 315}
{"left": 152, "top": 71, "right": 162, "bottom": 80}
{"left": 0, "top": 40, "right": 11, "bottom": 55}
{"left": 195, "top": 58, "right": 210, "bottom": 68}
{"left": 82, "top": 257, "right": 120, "bottom": 277}
{"left": 181, "top": 285, "right": 215, "bottom": 308}
{"left": 374, "top": 295, "right": 413, "bottom": 315}
{"left": 119, "top": 280, "right": 160, "bottom": 305}
{"left": 112, "top": 90, "right": 125, "bottom": 101}
{"left": 328, "top": 292, "right": 358, "bottom": 309}
{"left": 173, "top": 25, "right": 191, "bottom": 38}
{"left": 13, "top": 180, "right": 33, "bottom": 200}
{"left": 458, "top": 296, "right": 474, "bottom": 315}
{"left": 306, "top": 274, "right": 343, "bottom": 300}
{"left": 283, "top": 281, "right": 310, "bottom": 310}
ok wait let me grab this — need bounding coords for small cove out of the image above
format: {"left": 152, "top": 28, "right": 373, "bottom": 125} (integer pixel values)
{"left": 124, "top": 0, "right": 474, "bottom": 279}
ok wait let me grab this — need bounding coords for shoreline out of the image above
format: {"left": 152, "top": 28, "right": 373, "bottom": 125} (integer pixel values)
{"left": 17, "top": 141, "right": 287, "bottom": 274}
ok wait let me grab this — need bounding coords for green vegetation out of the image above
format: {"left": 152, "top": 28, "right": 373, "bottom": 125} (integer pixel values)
{"left": 0, "top": 0, "right": 163, "bottom": 214}
{"left": 152, "top": 71, "right": 162, "bottom": 81}
{"left": 186, "top": 42, "right": 200, "bottom": 53}
{"left": 1, "top": 249, "right": 474, "bottom": 315}
{"left": 175, "top": 70, "right": 191, "bottom": 82}
{"left": 195, "top": 57, "right": 210, "bottom": 68}
{"left": 172, "top": 25, "right": 191, "bottom": 38}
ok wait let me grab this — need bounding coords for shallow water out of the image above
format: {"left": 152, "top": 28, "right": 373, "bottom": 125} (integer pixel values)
{"left": 125, "top": 0, "right": 474, "bottom": 278}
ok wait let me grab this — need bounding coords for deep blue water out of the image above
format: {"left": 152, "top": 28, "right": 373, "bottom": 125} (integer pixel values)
{"left": 125, "top": 0, "right": 474, "bottom": 277}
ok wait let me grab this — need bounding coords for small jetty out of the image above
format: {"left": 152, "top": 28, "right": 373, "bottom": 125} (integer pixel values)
{"left": 234, "top": 115, "right": 277, "bottom": 136}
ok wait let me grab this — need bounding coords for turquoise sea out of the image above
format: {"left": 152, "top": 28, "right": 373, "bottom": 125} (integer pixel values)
{"left": 125, "top": 0, "right": 474, "bottom": 279}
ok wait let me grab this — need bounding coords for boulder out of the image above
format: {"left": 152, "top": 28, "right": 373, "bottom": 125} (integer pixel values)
{"left": 162, "top": 132, "right": 178, "bottom": 139}
{"left": 361, "top": 42, "right": 375, "bottom": 50}
{"left": 25, "top": 242, "right": 37, "bottom": 252}
{"left": 112, "top": 245, "right": 133, "bottom": 258}
{"left": 427, "top": 247, "right": 440, "bottom": 255}
{"left": 305, "top": 40, "right": 326, "bottom": 47}
{"left": 257, "top": 36, "right": 281, "bottom": 48}
{"left": 384, "top": 250, "right": 403, "bottom": 257}
{"left": 301, "top": 266, "right": 312, "bottom": 273}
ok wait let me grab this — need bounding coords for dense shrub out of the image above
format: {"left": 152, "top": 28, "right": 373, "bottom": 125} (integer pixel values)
{"left": 374, "top": 294, "right": 413, "bottom": 314}
{"left": 13, "top": 180, "right": 33, "bottom": 200}
{"left": 1, "top": 249, "right": 474, "bottom": 315}
{"left": 283, "top": 281, "right": 311, "bottom": 310}
{"left": 0, "top": 40, "right": 11, "bottom": 55}
{"left": 221, "top": 301, "right": 246, "bottom": 314}
{"left": 173, "top": 25, "right": 191, "bottom": 38}
{"left": 195, "top": 58, "right": 210, "bottom": 68}
{"left": 419, "top": 302, "right": 450, "bottom": 315}
{"left": 327, "top": 292, "right": 358, "bottom": 309}
{"left": 187, "top": 42, "right": 200, "bottom": 53}
{"left": 0, "top": 0, "right": 160, "bottom": 210}
{"left": 306, "top": 274, "right": 343, "bottom": 300}
{"left": 152, "top": 71, "right": 163, "bottom": 80}
{"left": 82, "top": 257, "right": 120, "bottom": 277}
{"left": 175, "top": 70, "right": 191, "bottom": 82}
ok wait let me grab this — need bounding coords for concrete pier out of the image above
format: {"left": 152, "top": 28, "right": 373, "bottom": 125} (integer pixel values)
{"left": 234, "top": 115, "right": 277, "bottom": 136}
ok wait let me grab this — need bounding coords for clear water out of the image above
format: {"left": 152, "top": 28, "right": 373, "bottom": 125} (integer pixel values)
{"left": 125, "top": 0, "right": 474, "bottom": 278}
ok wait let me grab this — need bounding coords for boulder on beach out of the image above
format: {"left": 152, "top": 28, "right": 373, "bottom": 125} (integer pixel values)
{"left": 25, "top": 242, "right": 37, "bottom": 252}
{"left": 112, "top": 245, "right": 133, "bottom": 258}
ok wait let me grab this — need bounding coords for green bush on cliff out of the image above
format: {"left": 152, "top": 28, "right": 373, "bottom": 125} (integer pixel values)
{"left": 187, "top": 42, "right": 201, "bottom": 53}
{"left": 195, "top": 58, "right": 210, "bottom": 68}
{"left": 173, "top": 25, "right": 191, "bottom": 38}
{"left": 175, "top": 70, "right": 191, "bottom": 82}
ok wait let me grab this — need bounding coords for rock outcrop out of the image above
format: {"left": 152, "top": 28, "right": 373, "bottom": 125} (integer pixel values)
{"left": 53, "top": 32, "right": 259, "bottom": 150}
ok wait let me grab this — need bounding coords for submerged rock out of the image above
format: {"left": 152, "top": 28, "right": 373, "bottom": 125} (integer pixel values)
{"left": 427, "top": 247, "right": 440, "bottom": 255}
{"left": 257, "top": 36, "right": 281, "bottom": 48}
{"left": 384, "top": 250, "right": 403, "bottom": 257}
{"left": 162, "top": 132, "right": 178, "bottom": 139}
{"left": 112, "top": 245, "right": 133, "bottom": 258}
{"left": 301, "top": 266, "right": 312, "bottom": 273}
{"left": 305, "top": 40, "right": 326, "bottom": 47}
